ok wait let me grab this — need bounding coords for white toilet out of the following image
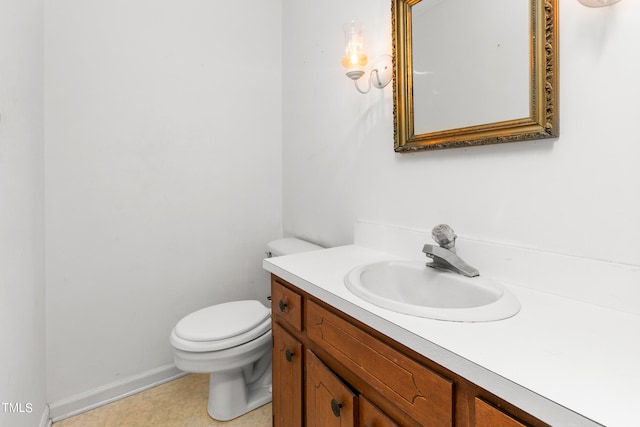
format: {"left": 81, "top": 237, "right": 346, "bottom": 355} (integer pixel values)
{"left": 170, "top": 238, "right": 322, "bottom": 421}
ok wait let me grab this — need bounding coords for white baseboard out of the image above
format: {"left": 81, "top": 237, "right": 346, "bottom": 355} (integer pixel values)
{"left": 40, "top": 404, "right": 51, "bottom": 427}
{"left": 49, "top": 364, "right": 186, "bottom": 422}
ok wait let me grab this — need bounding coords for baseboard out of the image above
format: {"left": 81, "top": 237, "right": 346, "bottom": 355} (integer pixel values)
{"left": 49, "top": 364, "right": 186, "bottom": 422}
{"left": 40, "top": 404, "right": 51, "bottom": 427}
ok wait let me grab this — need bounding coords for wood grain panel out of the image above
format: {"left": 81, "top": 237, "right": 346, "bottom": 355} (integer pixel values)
{"left": 359, "top": 396, "right": 401, "bottom": 427}
{"left": 272, "top": 323, "right": 303, "bottom": 427}
{"left": 306, "top": 350, "right": 357, "bottom": 427}
{"left": 306, "top": 300, "right": 453, "bottom": 426}
{"left": 475, "top": 398, "right": 528, "bottom": 427}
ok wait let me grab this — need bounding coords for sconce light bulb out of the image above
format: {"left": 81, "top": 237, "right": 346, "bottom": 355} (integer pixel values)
{"left": 341, "top": 52, "right": 368, "bottom": 69}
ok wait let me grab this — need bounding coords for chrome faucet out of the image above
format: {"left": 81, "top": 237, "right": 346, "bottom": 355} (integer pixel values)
{"left": 422, "top": 224, "right": 479, "bottom": 277}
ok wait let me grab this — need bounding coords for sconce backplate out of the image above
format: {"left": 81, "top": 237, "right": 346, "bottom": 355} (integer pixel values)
{"left": 372, "top": 55, "right": 393, "bottom": 89}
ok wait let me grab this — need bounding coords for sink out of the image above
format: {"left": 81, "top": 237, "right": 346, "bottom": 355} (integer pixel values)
{"left": 344, "top": 260, "right": 520, "bottom": 322}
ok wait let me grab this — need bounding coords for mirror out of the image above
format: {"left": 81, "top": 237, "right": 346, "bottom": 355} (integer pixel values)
{"left": 392, "top": 0, "right": 558, "bottom": 152}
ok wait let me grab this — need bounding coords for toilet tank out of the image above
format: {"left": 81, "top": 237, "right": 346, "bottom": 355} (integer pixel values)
{"left": 266, "top": 237, "right": 323, "bottom": 258}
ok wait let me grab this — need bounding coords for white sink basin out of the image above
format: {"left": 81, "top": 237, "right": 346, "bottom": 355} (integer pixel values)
{"left": 344, "top": 260, "right": 520, "bottom": 322}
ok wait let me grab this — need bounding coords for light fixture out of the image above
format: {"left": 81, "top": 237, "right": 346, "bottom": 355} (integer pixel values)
{"left": 577, "top": 0, "right": 622, "bottom": 7}
{"left": 342, "top": 21, "right": 392, "bottom": 94}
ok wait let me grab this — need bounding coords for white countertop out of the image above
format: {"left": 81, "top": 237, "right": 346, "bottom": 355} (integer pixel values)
{"left": 264, "top": 244, "right": 640, "bottom": 427}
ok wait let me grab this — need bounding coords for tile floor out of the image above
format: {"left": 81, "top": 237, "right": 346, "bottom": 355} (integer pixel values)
{"left": 53, "top": 374, "right": 272, "bottom": 427}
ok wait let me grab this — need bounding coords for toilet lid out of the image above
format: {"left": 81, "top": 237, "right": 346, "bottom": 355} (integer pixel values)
{"left": 174, "top": 300, "right": 270, "bottom": 342}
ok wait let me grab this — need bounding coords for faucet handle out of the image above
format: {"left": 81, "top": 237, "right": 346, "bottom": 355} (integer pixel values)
{"left": 432, "top": 224, "right": 457, "bottom": 249}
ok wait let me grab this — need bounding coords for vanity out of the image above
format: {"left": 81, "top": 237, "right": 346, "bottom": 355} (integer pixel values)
{"left": 270, "top": 274, "right": 542, "bottom": 426}
{"left": 264, "top": 223, "right": 640, "bottom": 426}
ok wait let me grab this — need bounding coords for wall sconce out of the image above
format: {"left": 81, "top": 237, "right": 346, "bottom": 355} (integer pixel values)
{"left": 577, "top": 0, "right": 622, "bottom": 7}
{"left": 342, "top": 21, "right": 392, "bottom": 94}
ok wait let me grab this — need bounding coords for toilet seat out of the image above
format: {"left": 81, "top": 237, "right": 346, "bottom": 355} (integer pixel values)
{"left": 171, "top": 300, "right": 271, "bottom": 352}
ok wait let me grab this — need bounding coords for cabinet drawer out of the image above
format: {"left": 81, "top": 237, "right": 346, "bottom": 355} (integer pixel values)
{"left": 271, "top": 277, "right": 302, "bottom": 331}
{"left": 475, "top": 398, "right": 528, "bottom": 427}
{"left": 306, "top": 300, "right": 453, "bottom": 426}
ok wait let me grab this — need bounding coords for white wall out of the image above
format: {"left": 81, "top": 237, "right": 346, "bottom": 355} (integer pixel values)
{"left": 283, "top": 1, "right": 640, "bottom": 269}
{"left": 44, "top": 0, "right": 282, "bottom": 408}
{"left": 0, "top": 0, "right": 47, "bottom": 426}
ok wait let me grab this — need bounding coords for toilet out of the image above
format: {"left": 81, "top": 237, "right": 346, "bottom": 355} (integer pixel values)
{"left": 170, "top": 238, "right": 322, "bottom": 421}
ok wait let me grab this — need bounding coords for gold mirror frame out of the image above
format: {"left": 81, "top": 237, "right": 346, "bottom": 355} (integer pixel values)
{"left": 393, "top": 0, "right": 559, "bottom": 152}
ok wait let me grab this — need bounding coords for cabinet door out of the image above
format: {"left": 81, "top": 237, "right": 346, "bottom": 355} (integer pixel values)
{"left": 359, "top": 396, "right": 400, "bottom": 427}
{"left": 306, "top": 350, "right": 357, "bottom": 427}
{"left": 273, "top": 322, "right": 303, "bottom": 427}
{"left": 475, "top": 398, "right": 528, "bottom": 427}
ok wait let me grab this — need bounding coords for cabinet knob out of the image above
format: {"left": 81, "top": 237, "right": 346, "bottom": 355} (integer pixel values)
{"left": 285, "top": 349, "right": 294, "bottom": 362}
{"left": 278, "top": 300, "right": 288, "bottom": 312}
{"left": 330, "top": 399, "right": 343, "bottom": 417}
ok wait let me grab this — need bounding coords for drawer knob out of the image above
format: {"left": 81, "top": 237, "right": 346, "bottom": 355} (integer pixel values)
{"left": 278, "top": 300, "right": 288, "bottom": 312}
{"left": 285, "top": 349, "right": 294, "bottom": 362}
{"left": 330, "top": 399, "right": 343, "bottom": 417}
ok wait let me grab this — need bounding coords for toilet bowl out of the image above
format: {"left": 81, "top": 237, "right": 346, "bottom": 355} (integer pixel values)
{"left": 170, "top": 238, "right": 322, "bottom": 421}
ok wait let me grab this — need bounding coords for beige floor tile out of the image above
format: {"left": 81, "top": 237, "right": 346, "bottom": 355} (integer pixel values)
{"left": 53, "top": 374, "right": 272, "bottom": 427}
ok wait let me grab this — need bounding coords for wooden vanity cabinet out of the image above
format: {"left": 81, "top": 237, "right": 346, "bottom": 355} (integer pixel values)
{"left": 271, "top": 275, "right": 547, "bottom": 427}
